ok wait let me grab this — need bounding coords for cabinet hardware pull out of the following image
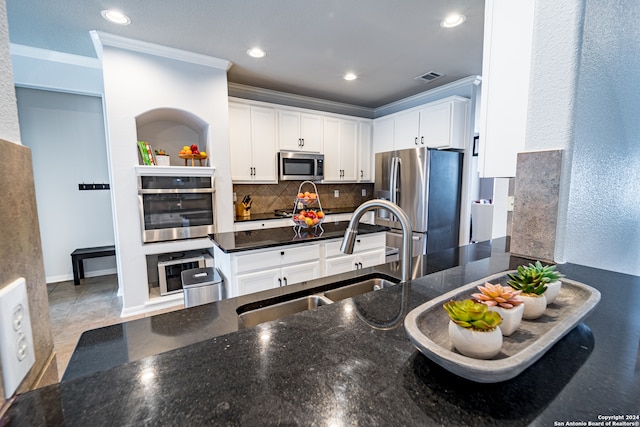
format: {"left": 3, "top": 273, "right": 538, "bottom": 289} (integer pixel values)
{"left": 355, "top": 262, "right": 359, "bottom": 269}
{"left": 358, "top": 262, "right": 363, "bottom": 269}
{"left": 415, "top": 137, "right": 418, "bottom": 145}
{"left": 421, "top": 136, "right": 424, "bottom": 145}
{"left": 361, "top": 170, "right": 363, "bottom": 178}
{"left": 283, "top": 277, "right": 288, "bottom": 286}
{"left": 278, "top": 278, "right": 282, "bottom": 286}
{"left": 281, "top": 251, "right": 285, "bottom": 256}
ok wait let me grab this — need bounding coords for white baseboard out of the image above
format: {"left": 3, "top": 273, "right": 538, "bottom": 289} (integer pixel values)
{"left": 46, "top": 268, "right": 118, "bottom": 284}
{"left": 120, "top": 292, "right": 184, "bottom": 318}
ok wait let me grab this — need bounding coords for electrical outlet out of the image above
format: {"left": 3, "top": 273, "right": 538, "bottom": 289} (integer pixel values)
{"left": 506, "top": 196, "right": 515, "bottom": 212}
{"left": 0, "top": 277, "right": 35, "bottom": 399}
{"left": 362, "top": 189, "right": 366, "bottom": 197}
{"left": 334, "top": 190, "right": 339, "bottom": 198}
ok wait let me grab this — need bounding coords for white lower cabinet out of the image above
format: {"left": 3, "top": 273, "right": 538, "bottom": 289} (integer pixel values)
{"left": 214, "top": 232, "right": 385, "bottom": 298}
{"left": 215, "top": 243, "right": 321, "bottom": 298}
{"left": 235, "top": 261, "right": 320, "bottom": 296}
{"left": 323, "top": 233, "right": 386, "bottom": 277}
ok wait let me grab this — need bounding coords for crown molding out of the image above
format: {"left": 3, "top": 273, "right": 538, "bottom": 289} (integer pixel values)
{"left": 90, "top": 31, "right": 232, "bottom": 71}
{"left": 227, "top": 82, "right": 375, "bottom": 119}
{"left": 373, "top": 75, "right": 482, "bottom": 118}
{"left": 10, "top": 44, "right": 101, "bottom": 69}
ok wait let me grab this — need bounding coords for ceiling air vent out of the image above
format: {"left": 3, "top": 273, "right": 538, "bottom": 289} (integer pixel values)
{"left": 415, "top": 71, "right": 444, "bottom": 83}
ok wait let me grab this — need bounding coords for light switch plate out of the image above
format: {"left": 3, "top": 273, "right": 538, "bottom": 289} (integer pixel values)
{"left": 506, "top": 196, "right": 515, "bottom": 212}
{"left": 0, "top": 277, "right": 35, "bottom": 399}
{"left": 334, "top": 190, "right": 339, "bottom": 198}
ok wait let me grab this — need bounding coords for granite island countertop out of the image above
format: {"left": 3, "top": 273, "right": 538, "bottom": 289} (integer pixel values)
{"left": 210, "top": 220, "right": 388, "bottom": 253}
{"left": 4, "top": 239, "right": 640, "bottom": 425}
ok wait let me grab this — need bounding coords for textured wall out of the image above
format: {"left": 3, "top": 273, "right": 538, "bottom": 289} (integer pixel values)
{"left": 524, "top": 0, "right": 639, "bottom": 275}
{"left": 0, "top": 0, "right": 21, "bottom": 142}
{"left": 566, "top": 0, "right": 640, "bottom": 275}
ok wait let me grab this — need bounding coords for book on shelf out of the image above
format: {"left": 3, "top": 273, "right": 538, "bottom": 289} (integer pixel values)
{"left": 137, "top": 141, "right": 156, "bottom": 165}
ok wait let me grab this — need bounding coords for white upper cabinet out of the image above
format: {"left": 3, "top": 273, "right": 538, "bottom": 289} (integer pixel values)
{"left": 229, "top": 102, "right": 277, "bottom": 182}
{"left": 373, "top": 96, "right": 469, "bottom": 153}
{"left": 358, "top": 121, "right": 373, "bottom": 182}
{"left": 393, "top": 110, "right": 421, "bottom": 150}
{"left": 373, "top": 116, "right": 394, "bottom": 153}
{"left": 323, "top": 117, "right": 358, "bottom": 182}
{"left": 278, "top": 110, "right": 323, "bottom": 152}
{"left": 391, "top": 96, "right": 469, "bottom": 151}
{"left": 478, "top": 0, "right": 535, "bottom": 177}
{"left": 419, "top": 98, "right": 468, "bottom": 149}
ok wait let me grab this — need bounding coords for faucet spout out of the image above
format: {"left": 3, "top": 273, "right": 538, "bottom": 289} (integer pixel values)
{"left": 341, "top": 199, "right": 413, "bottom": 283}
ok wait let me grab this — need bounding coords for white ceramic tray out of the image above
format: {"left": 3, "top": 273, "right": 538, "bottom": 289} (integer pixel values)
{"left": 404, "top": 271, "right": 601, "bottom": 383}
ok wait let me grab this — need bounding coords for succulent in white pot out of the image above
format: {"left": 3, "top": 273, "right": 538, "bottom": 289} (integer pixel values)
{"left": 530, "top": 261, "right": 565, "bottom": 305}
{"left": 472, "top": 282, "right": 524, "bottom": 336}
{"left": 443, "top": 299, "right": 503, "bottom": 359}
{"left": 507, "top": 265, "right": 548, "bottom": 320}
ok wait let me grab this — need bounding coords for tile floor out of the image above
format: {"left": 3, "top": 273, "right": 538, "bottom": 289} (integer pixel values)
{"left": 47, "top": 274, "right": 182, "bottom": 380}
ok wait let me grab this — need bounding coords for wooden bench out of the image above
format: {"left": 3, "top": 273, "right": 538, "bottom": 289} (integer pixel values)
{"left": 71, "top": 245, "right": 116, "bottom": 286}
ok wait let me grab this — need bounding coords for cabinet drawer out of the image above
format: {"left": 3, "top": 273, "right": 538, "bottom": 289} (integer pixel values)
{"left": 324, "top": 233, "right": 385, "bottom": 258}
{"left": 234, "top": 244, "right": 321, "bottom": 274}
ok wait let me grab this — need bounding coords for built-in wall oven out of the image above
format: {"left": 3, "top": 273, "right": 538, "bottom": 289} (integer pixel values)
{"left": 137, "top": 173, "right": 215, "bottom": 243}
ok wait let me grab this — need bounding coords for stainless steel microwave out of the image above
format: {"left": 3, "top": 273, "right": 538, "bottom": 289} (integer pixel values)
{"left": 278, "top": 151, "right": 324, "bottom": 181}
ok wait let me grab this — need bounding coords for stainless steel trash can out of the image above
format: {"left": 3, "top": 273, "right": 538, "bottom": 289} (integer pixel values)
{"left": 181, "top": 267, "right": 224, "bottom": 308}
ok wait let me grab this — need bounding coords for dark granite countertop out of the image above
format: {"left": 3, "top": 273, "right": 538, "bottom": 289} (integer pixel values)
{"left": 234, "top": 207, "right": 358, "bottom": 223}
{"left": 211, "top": 220, "right": 388, "bottom": 253}
{"left": 4, "top": 239, "right": 640, "bottom": 426}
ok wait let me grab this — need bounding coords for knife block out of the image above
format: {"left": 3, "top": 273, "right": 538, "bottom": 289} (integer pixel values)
{"left": 236, "top": 203, "right": 251, "bottom": 218}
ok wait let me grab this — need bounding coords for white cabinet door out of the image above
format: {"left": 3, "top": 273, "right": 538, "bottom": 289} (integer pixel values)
{"left": 281, "top": 261, "right": 320, "bottom": 287}
{"left": 358, "top": 121, "right": 373, "bottom": 182}
{"left": 229, "top": 103, "right": 253, "bottom": 181}
{"left": 340, "top": 119, "right": 358, "bottom": 181}
{"left": 373, "top": 116, "right": 394, "bottom": 153}
{"left": 419, "top": 98, "right": 468, "bottom": 150}
{"left": 325, "top": 253, "right": 358, "bottom": 276}
{"left": 278, "top": 110, "right": 323, "bottom": 152}
{"left": 278, "top": 110, "right": 303, "bottom": 151}
{"left": 236, "top": 268, "right": 280, "bottom": 296}
{"left": 323, "top": 118, "right": 357, "bottom": 182}
{"left": 358, "top": 249, "right": 386, "bottom": 269}
{"left": 250, "top": 106, "right": 277, "bottom": 181}
{"left": 300, "top": 113, "right": 323, "bottom": 152}
{"left": 393, "top": 110, "right": 420, "bottom": 150}
{"left": 323, "top": 117, "right": 342, "bottom": 180}
{"left": 229, "top": 103, "right": 277, "bottom": 182}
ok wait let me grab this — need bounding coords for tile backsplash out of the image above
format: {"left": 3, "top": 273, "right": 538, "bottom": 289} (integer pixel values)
{"left": 233, "top": 181, "right": 374, "bottom": 214}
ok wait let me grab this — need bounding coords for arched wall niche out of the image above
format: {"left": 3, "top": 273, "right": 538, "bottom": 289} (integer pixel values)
{"left": 136, "top": 107, "right": 210, "bottom": 166}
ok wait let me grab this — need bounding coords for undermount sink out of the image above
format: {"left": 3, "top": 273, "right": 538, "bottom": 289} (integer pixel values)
{"left": 236, "top": 274, "right": 401, "bottom": 328}
{"left": 238, "top": 295, "right": 333, "bottom": 328}
{"left": 323, "top": 278, "right": 397, "bottom": 302}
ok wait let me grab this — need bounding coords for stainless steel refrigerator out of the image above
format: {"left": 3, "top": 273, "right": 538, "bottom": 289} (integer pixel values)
{"left": 374, "top": 147, "right": 463, "bottom": 256}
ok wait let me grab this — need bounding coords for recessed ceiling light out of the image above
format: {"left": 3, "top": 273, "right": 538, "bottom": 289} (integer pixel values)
{"left": 441, "top": 13, "right": 466, "bottom": 28}
{"left": 247, "top": 48, "right": 266, "bottom": 58}
{"left": 101, "top": 9, "right": 131, "bottom": 25}
{"left": 344, "top": 72, "right": 357, "bottom": 81}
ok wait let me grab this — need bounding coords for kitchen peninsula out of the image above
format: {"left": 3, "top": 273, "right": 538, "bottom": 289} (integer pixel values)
{"left": 3, "top": 238, "right": 639, "bottom": 425}
{"left": 211, "top": 221, "right": 388, "bottom": 298}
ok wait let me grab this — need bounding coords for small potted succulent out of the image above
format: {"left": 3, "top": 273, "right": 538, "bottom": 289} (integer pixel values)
{"left": 507, "top": 265, "right": 548, "bottom": 320}
{"left": 531, "top": 261, "right": 565, "bottom": 305}
{"left": 443, "top": 299, "right": 503, "bottom": 359}
{"left": 472, "top": 282, "right": 524, "bottom": 336}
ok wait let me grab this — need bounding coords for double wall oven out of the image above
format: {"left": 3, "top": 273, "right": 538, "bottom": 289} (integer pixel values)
{"left": 137, "top": 172, "right": 215, "bottom": 243}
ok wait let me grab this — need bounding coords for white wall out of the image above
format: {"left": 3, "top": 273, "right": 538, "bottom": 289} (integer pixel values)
{"left": 96, "top": 36, "right": 232, "bottom": 314}
{"left": 0, "top": 0, "right": 20, "bottom": 143}
{"left": 526, "top": 0, "right": 640, "bottom": 276}
{"left": 16, "top": 88, "right": 116, "bottom": 282}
